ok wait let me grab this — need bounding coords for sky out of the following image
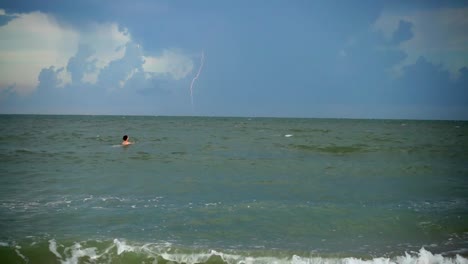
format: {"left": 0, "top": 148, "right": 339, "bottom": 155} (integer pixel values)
{"left": 0, "top": 0, "right": 467, "bottom": 120}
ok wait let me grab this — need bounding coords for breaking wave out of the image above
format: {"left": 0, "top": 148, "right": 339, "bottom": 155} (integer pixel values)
{"left": 0, "top": 239, "right": 467, "bottom": 264}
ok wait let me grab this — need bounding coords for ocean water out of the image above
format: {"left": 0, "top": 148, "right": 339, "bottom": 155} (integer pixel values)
{"left": 0, "top": 115, "right": 467, "bottom": 264}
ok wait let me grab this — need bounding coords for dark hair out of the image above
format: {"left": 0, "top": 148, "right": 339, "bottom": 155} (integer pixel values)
{"left": 123, "top": 135, "right": 128, "bottom": 141}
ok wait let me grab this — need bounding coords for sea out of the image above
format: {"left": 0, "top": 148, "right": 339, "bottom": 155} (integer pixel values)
{"left": 0, "top": 115, "right": 467, "bottom": 264}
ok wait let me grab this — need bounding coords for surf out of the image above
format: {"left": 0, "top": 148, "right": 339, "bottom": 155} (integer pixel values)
{"left": 1, "top": 239, "right": 467, "bottom": 264}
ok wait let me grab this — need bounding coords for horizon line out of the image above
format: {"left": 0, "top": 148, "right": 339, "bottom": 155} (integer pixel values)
{"left": 0, "top": 113, "right": 466, "bottom": 122}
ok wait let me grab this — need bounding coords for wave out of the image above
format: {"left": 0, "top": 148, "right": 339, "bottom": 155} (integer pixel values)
{"left": 290, "top": 144, "right": 369, "bottom": 154}
{"left": 0, "top": 239, "right": 466, "bottom": 264}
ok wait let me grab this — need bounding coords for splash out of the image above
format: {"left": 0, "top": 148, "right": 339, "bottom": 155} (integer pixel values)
{"left": 190, "top": 51, "right": 205, "bottom": 107}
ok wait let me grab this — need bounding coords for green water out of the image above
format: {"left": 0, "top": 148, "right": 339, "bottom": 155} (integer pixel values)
{"left": 0, "top": 115, "right": 467, "bottom": 263}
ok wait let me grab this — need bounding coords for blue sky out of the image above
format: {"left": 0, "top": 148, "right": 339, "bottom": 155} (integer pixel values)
{"left": 0, "top": 0, "right": 467, "bottom": 120}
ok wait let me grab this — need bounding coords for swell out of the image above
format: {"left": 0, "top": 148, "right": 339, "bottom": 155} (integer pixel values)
{"left": 289, "top": 144, "right": 370, "bottom": 154}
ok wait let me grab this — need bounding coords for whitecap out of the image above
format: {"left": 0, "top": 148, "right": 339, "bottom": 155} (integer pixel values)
{"left": 113, "top": 239, "right": 135, "bottom": 255}
{"left": 38, "top": 240, "right": 468, "bottom": 264}
{"left": 62, "top": 243, "right": 98, "bottom": 264}
{"left": 48, "top": 239, "right": 62, "bottom": 259}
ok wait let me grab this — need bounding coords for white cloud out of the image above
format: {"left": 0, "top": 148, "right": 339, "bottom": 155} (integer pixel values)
{"left": 0, "top": 11, "right": 130, "bottom": 93}
{"left": 374, "top": 7, "right": 468, "bottom": 78}
{"left": 0, "top": 10, "right": 194, "bottom": 95}
{"left": 143, "top": 49, "right": 194, "bottom": 80}
{"left": 0, "top": 11, "right": 78, "bottom": 94}
{"left": 80, "top": 23, "right": 131, "bottom": 84}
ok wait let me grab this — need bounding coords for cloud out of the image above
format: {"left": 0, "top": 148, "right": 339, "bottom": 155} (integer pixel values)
{"left": 0, "top": 11, "right": 78, "bottom": 94}
{"left": 78, "top": 23, "right": 131, "bottom": 84}
{"left": 66, "top": 44, "right": 97, "bottom": 84}
{"left": 391, "top": 20, "right": 413, "bottom": 44}
{"left": 385, "top": 56, "right": 468, "bottom": 113}
{"left": 97, "top": 42, "right": 144, "bottom": 90}
{"left": 335, "top": 10, "right": 467, "bottom": 119}
{"left": 0, "top": 9, "right": 195, "bottom": 99}
{"left": 37, "top": 66, "right": 65, "bottom": 91}
{"left": 0, "top": 8, "right": 18, "bottom": 26}
{"left": 143, "top": 49, "right": 194, "bottom": 80}
{"left": 374, "top": 7, "right": 468, "bottom": 78}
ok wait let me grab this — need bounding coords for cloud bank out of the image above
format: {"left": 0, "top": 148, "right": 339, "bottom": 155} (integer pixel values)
{"left": 0, "top": 9, "right": 194, "bottom": 98}
{"left": 374, "top": 7, "right": 468, "bottom": 78}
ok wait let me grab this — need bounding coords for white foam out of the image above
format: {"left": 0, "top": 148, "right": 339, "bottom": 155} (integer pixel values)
{"left": 48, "top": 241, "right": 116, "bottom": 264}
{"left": 394, "top": 248, "right": 468, "bottom": 264}
{"left": 61, "top": 243, "right": 98, "bottom": 264}
{"left": 14, "top": 246, "right": 29, "bottom": 263}
{"left": 285, "top": 134, "right": 293, "bottom": 137}
{"left": 0, "top": 242, "right": 8, "bottom": 247}
{"left": 160, "top": 252, "right": 209, "bottom": 263}
{"left": 101, "top": 196, "right": 127, "bottom": 202}
{"left": 113, "top": 239, "right": 135, "bottom": 255}
{"left": 48, "top": 239, "right": 62, "bottom": 259}
{"left": 456, "top": 255, "right": 468, "bottom": 264}
{"left": 159, "top": 248, "right": 468, "bottom": 264}
{"left": 45, "top": 200, "right": 72, "bottom": 207}
{"left": 43, "top": 240, "right": 468, "bottom": 264}
{"left": 82, "top": 195, "right": 93, "bottom": 202}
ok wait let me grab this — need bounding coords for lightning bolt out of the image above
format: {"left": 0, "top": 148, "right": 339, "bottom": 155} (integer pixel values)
{"left": 190, "top": 51, "right": 205, "bottom": 107}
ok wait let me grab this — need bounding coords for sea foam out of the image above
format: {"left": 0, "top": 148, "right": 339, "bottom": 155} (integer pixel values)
{"left": 39, "top": 240, "right": 468, "bottom": 264}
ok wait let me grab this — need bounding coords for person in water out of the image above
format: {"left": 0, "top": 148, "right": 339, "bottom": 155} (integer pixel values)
{"left": 122, "top": 135, "right": 133, "bottom": 145}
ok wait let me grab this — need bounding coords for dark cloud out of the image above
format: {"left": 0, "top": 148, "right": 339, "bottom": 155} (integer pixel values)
{"left": 0, "top": 84, "right": 15, "bottom": 101}
{"left": 385, "top": 0, "right": 468, "bottom": 11}
{"left": 66, "top": 44, "right": 97, "bottom": 84}
{"left": 97, "top": 43, "right": 144, "bottom": 90}
{"left": 319, "top": 22, "right": 467, "bottom": 118}
{"left": 392, "top": 20, "right": 413, "bottom": 44}
{"left": 387, "top": 57, "right": 468, "bottom": 107}
{"left": 0, "top": 0, "right": 108, "bottom": 26}
{"left": 37, "top": 66, "right": 63, "bottom": 91}
{"left": 458, "top": 67, "right": 468, "bottom": 86}
{"left": 0, "top": 13, "right": 18, "bottom": 26}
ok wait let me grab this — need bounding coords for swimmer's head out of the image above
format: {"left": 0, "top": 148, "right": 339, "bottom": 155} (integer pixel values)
{"left": 123, "top": 135, "right": 128, "bottom": 141}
